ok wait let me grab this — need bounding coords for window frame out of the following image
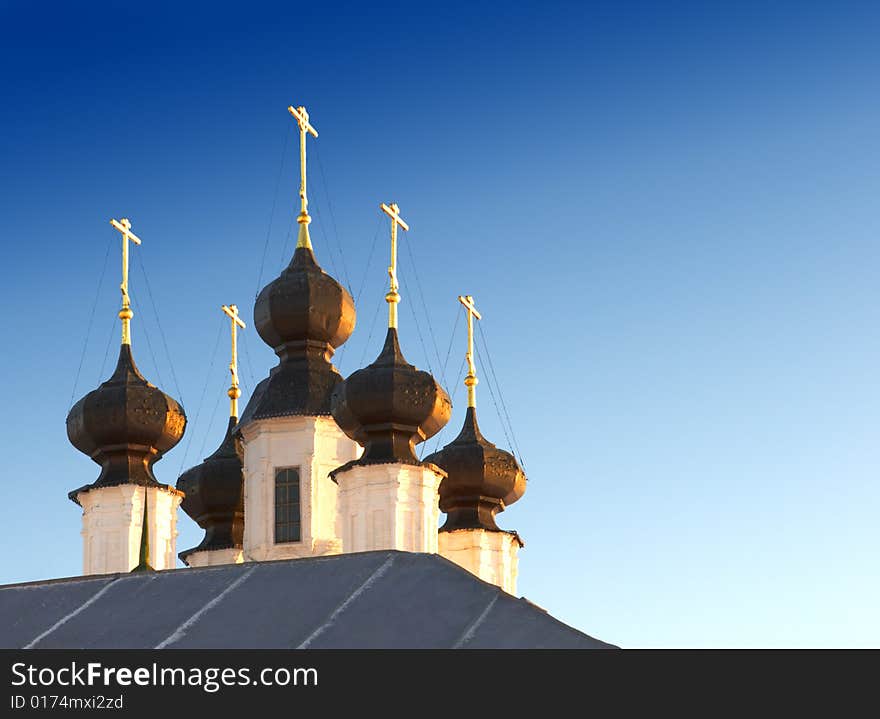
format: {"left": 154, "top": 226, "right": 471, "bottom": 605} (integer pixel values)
{"left": 273, "top": 466, "right": 302, "bottom": 544}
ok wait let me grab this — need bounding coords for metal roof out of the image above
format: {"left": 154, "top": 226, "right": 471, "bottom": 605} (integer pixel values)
{"left": 0, "top": 551, "right": 614, "bottom": 649}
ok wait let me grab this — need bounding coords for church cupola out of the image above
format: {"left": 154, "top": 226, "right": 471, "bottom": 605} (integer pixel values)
{"left": 240, "top": 105, "right": 355, "bottom": 424}
{"left": 67, "top": 343, "right": 186, "bottom": 490}
{"left": 423, "top": 295, "right": 526, "bottom": 594}
{"left": 330, "top": 326, "right": 451, "bottom": 464}
{"left": 238, "top": 104, "right": 361, "bottom": 562}
{"left": 177, "top": 305, "right": 246, "bottom": 567}
{"left": 330, "top": 203, "right": 451, "bottom": 554}
{"left": 243, "top": 244, "right": 355, "bottom": 419}
{"left": 67, "top": 218, "right": 186, "bottom": 575}
{"left": 423, "top": 406, "right": 526, "bottom": 532}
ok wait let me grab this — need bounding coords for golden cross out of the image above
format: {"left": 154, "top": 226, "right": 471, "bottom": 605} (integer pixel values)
{"left": 380, "top": 202, "right": 410, "bottom": 329}
{"left": 222, "top": 304, "right": 247, "bottom": 418}
{"left": 287, "top": 104, "right": 319, "bottom": 250}
{"left": 458, "top": 295, "right": 482, "bottom": 408}
{"left": 109, "top": 218, "right": 142, "bottom": 346}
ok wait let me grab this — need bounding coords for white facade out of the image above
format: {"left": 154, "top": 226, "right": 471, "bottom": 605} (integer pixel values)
{"left": 240, "top": 415, "right": 360, "bottom": 561}
{"left": 185, "top": 548, "right": 244, "bottom": 567}
{"left": 335, "top": 463, "right": 445, "bottom": 553}
{"left": 439, "top": 528, "right": 522, "bottom": 595}
{"left": 76, "top": 484, "right": 183, "bottom": 575}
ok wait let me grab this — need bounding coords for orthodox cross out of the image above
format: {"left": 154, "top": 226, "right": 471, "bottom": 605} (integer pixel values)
{"left": 222, "top": 304, "right": 246, "bottom": 419}
{"left": 380, "top": 202, "right": 410, "bottom": 329}
{"left": 458, "top": 295, "right": 482, "bottom": 408}
{"left": 109, "top": 218, "right": 142, "bottom": 346}
{"left": 288, "top": 104, "right": 318, "bottom": 249}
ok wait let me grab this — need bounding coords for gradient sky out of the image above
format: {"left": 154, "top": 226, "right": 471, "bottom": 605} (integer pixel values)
{"left": 1, "top": 1, "right": 878, "bottom": 648}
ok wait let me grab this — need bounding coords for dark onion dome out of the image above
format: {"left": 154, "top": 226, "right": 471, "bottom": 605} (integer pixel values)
{"left": 176, "top": 417, "right": 244, "bottom": 560}
{"left": 67, "top": 344, "right": 187, "bottom": 504}
{"left": 330, "top": 327, "right": 451, "bottom": 466}
{"left": 239, "top": 245, "right": 356, "bottom": 422}
{"left": 423, "top": 406, "right": 526, "bottom": 532}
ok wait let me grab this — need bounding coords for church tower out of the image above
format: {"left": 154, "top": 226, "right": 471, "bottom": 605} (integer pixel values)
{"left": 67, "top": 218, "right": 187, "bottom": 575}
{"left": 330, "top": 203, "right": 452, "bottom": 554}
{"left": 237, "top": 105, "right": 359, "bottom": 561}
{"left": 176, "top": 305, "right": 247, "bottom": 567}
{"left": 424, "top": 295, "right": 526, "bottom": 594}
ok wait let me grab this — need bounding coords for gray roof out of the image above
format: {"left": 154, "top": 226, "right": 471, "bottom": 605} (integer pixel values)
{"left": 0, "top": 551, "right": 614, "bottom": 649}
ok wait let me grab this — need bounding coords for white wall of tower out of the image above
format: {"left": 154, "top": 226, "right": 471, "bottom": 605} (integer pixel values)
{"left": 438, "top": 529, "right": 520, "bottom": 595}
{"left": 239, "top": 415, "right": 360, "bottom": 561}
{"left": 76, "top": 484, "right": 182, "bottom": 575}
{"left": 185, "top": 548, "right": 244, "bottom": 567}
{"left": 335, "top": 463, "right": 444, "bottom": 554}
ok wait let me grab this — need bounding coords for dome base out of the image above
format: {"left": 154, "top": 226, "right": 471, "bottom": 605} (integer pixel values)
{"left": 180, "top": 547, "right": 244, "bottom": 567}
{"left": 74, "top": 483, "right": 183, "bottom": 575}
{"left": 239, "top": 354, "right": 344, "bottom": 422}
{"left": 439, "top": 527, "right": 522, "bottom": 595}
{"left": 335, "top": 462, "right": 444, "bottom": 554}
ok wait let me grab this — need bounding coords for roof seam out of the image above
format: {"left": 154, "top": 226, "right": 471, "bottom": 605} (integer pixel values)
{"left": 297, "top": 554, "right": 395, "bottom": 649}
{"left": 22, "top": 576, "right": 123, "bottom": 649}
{"left": 154, "top": 565, "right": 258, "bottom": 649}
{"left": 452, "top": 594, "right": 499, "bottom": 649}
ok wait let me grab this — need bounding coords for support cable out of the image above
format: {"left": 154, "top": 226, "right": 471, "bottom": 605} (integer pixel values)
{"left": 276, "top": 206, "right": 297, "bottom": 271}
{"left": 476, "top": 324, "right": 526, "bottom": 469}
{"left": 69, "top": 234, "right": 114, "bottom": 407}
{"left": 310, "top": 200, "right": 341, "bottom": 280}
{"left": 236, "top": 355, "right": 252, "bottom": 397}
{"left": 421, "top": 356, "right": 467, "bottom": 459}
{"left": 355, "top": 214, "right": 384, "bottom": 306}
{"left": 358, "top": 297, "right": 384, "bottom": 368}
{"left": 130, "top": 296, "right": 166, "bottom": 390}
{"left": 402, "top": 234, "right": 445, "bottom": 381}
{"left": 239, "top": 329, "right": 258, "bottom": 392}
{"left": 314, "top": 144, "right": 353, "bottom": 293}
{"left": 254, "top": 122, "right": 291, "bottom": 299}
{"left": 475, "top": 349, "right": 517, "bottom": 463}
{"left": 400, "top": 270, "right": 434, "bottom": 375}
{"left": 336, "top": 214, "right": 383, "bottom": 372}
{"left": 438, "top": 303, "right": 461, "bottom": 391}
{"left": 98, "top": 315, "right": 117, "bottom": 380}
{"left": 176, "top": 317, "right": 224, "bottom": 476}
{"left": 197, "top": 386, "right": 226, "bottom": 460}
{"left": 134, "top": 251, "right": 184, "bottom": 404}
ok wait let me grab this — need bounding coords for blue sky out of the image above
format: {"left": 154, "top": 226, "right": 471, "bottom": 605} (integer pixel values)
{"left": 1, "top": 1, "right": 878, "bottom": 647}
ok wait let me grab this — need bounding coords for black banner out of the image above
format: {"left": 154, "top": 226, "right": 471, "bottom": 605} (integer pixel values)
{"left": 2, "top": 649, "right": 875, "bottom": 712}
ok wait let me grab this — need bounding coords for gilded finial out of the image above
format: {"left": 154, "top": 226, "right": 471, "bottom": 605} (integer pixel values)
{"left": 380, "top": 202, "right": 410, "bottom": 329}
{"left": 458, "top": 295, "right": 482, "bottom": 409}
{"left": 109, "top": 218, "right": 142, "bottom": 346}
{"left": 287, "top": 104, "right": 319, "bottom": 250}
{"left": 131, "top": 486, "right": 155, "bottom": 572}
{"left": 221, "top": 304, "right": 247, "bottom": 419}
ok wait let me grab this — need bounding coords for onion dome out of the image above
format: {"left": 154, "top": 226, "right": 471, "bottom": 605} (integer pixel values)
{"left": 330, "top": 327, "right": 452, "bottom": 465}
{"left": 176, "top": 417, "right": 244, "bottom": 560}
{"left": 239, "top": 245, "right": 356, "bottom": 422}
{"left": 67, "top": 344, "right": 187, "bottom": 502}
{"left": 424, "top": 407, "right": 526, "bottom": 532}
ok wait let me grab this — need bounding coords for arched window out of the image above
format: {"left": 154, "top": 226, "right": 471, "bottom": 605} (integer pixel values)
{"left": 274, "top": 467, "right": 301, "bottom": 543}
